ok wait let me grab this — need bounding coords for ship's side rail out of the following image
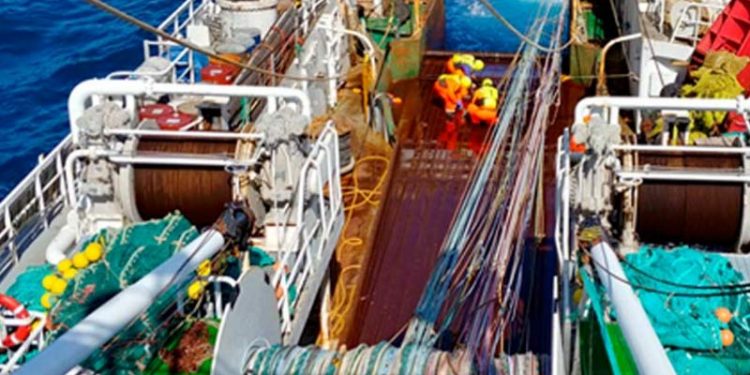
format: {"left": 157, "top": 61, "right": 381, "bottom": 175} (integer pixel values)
{"left": 669, "top": 1, "right": 725, "bottom": 46}
{"left": 230, "top": 0, "right": 329, "bottom": 124}
{"left": 106, "top": 0, "right": 211, "bottom": 83}
{"left": 272, "top": 121, "right": 343, "bottom": 343}
{"left": 107, "top": 0, "right": 328, "bottom": 89}
{"left": 0, "top": 136, "right": 73, "bottom": 280}
{"left": 157, "top": 0, "right": 211, "bottom": 43}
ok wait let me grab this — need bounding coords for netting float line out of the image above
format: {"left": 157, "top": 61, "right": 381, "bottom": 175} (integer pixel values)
{"left": 244, "top": 342, "right": 523, "bottom": 374}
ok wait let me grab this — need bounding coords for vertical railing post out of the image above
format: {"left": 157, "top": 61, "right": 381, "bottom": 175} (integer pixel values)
{"left": 4, "top": 207, "right": 17, "bottom": 264}
{"left": 56, "top": 152, "right": 67, "bottom": 208}
{"left": 34, "top": 158, "right": 47, "bottom": 229}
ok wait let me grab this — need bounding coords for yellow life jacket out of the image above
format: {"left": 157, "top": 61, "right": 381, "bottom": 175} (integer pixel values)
{"left": 451, "top": 54, "right": 475, "bottom": 64}
{"left": 438, "top": 73, "right": 460, "bottom": 87}
{"left": 473, "top": 86, "right": 499, "bottom": 108}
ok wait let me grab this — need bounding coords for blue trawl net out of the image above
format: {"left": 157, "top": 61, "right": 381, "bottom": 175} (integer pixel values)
{"left": 624, "top": 245, "right": 750, "bottom": 374}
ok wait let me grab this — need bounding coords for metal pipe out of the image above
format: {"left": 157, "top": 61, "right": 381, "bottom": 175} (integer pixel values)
{"left": 107, "top": 154, "right": 258, "bottom": 168}
{"left": 590, "top": 241, "right": 676, "bottom": 375}
{"left": 178, "top": 116, "right": 204, "bottom": 131}
{"left": 104, "top": 128, "right": 264, "bottom": 141}
{"left": 618, "top": 170, "right": 750, "bottom": 183}
{"left": 597, "top": 33, "right": 641, "bottom": 94}
{"left": 68, "top": 79, "right": 312, "bottom": 143}
{"left": 316, "top": 25, "right": 378, "bottom": 70}
{"left": 612, "top": 144, "right": 750, "bottom": 154}
{"left": 574, "top": 96, "right": 747, "bottom": 125}
{"left": 17, "top": 230, "right": 226, "bottom": 375}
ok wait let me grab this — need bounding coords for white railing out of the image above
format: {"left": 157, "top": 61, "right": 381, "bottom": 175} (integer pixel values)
{"left": 270, "top": 122, "right": 342, "bottom": 342}
{"left": 300, "top": 0, "right": 328, "bottom": 36}
{"left": 106, "top": 0, "right": 211, "bottom": 84}
{"left": 554, "top": 131, "right": 572, "bottom": 265}
{"left": 143, "top": 41, "right": 198, "bottom": 83}
{"left": 0, "top": 311, "right": 48, "bottom": 375}
{"left": 644, "top": 0, "right": 667, "bottom": 33}
{"left": 157, "top": 0, "right": 211, "bottom": 40}
{"left": 0, "top": 136, "right": 73, "bottom": 281}
{"left": 106, "top": 42, "right": 196, "bottom": 83}
{"left": 669, "top": 1, "right": 726, "bottom": 46}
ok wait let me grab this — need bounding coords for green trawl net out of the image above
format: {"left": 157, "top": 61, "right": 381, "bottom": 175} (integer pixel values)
{"left": 7, "top": 264, "right": 53, "bottom": 312}
{"left": 623, "top": 245, "right": 750, "bottom": 374}
{"left": 48, "top": 212, "right": 199, "bottom": 373}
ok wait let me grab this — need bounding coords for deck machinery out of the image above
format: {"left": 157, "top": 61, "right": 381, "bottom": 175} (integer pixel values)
{"left": 0, "top": 0, "right": 570, "bottom": 372}
{"left": 555, "top": 0, "right": 750, "bottom": 373}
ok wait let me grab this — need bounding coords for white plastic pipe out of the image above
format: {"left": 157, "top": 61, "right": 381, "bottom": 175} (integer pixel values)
{"left": 574, "top": 96, "right": 749, "bottom": 125}
{"left": 45, "top": 223, "right": 76, "bottom": 265}
{"left": 17, "top": 229, "right": 225, "bottom": 375}
{"left": 590, "top": 242, "right": 676, "bottom": 375}
{"left": 68, "top": 79, "right": 312, "bottom": 143}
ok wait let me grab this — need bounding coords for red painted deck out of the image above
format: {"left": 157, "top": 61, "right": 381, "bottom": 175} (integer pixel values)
{"left": 347, "top": 52, "right": 514, "bottom": 345}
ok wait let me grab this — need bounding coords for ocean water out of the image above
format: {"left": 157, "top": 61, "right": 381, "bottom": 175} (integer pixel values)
{"left": 444, "top": 0, "right": 564, "bottom": 52}
{"left": 0, "top": 0, "right": 172, "bottom": 197}
{"left": 0, "top": 0, "right": 561, "bottom": 198}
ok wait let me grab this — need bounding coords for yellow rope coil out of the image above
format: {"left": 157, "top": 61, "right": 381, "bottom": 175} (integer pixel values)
{"left": 318, "top": 156, "right": 390, "bottom": 348}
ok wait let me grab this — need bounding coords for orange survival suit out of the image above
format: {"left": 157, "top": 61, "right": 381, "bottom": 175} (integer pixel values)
{"left": 467, "top": 79, "right": 499, "bottom": 125}
{"left": 433, "top": 73, "right": 472, "bottom": 115}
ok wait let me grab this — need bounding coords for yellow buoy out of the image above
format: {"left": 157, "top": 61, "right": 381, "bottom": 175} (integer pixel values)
{"left": 49, "top": 277, "right": 67, "bottom": 295}
{"left": 187, "top": 280, "right": 208, "bottom": 300}
{"left": 61, "top": 268, "right": 78, "bottom": 280}
{"left": 197, "top": 260, "right": 211, "bottom": 277}
{"left": 40, "top": 293, "right": 55, "bottom": 309}
{"left": 84, "top": 243, "right": 103, "bottom": 262}
{"left": 57, "top": 259, "right": 73, "bottom": 274}
{"left": 72, "top": 253, "right": 90, "bottom": 269}
{"left": 42, "top": 275, "right": 59, "bottom": 291}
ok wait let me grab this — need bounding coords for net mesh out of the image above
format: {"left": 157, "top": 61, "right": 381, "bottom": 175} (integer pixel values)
{"left": 624, "top": 245, "right": 750, "bottom": 374}
{"left": 2, "top": 212, "right": 199, "bottom": 372}
{"left": 7, "top": 264, "right": 52, "bottom": 312}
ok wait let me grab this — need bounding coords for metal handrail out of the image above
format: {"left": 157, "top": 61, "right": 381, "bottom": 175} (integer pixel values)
{"left": 669, "top": 1, "right": 726, "bottom": 45}
{"left": 157, "top": 0, "right": 211, "bottom": 39}
{"left": 0, "top": 136, "right": 73, "bottom": 280}
{"left": 270, "top": 122, "right": 342, "bottom": 342}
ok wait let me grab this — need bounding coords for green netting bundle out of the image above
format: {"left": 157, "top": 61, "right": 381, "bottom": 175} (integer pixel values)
{"left": 681, "top": 51, "right": 749, "bottom": 132}
{"left": 6, "top": 264, "right": 53, "bottom": 312}
{"left": 667, "top": 350, "right": 731, "bottom": 374}
{"left": 624, "top": 245, "right": 750, "bottom": 374}
{"left": 49, "top": 212, "right": 198, "bottom": 373}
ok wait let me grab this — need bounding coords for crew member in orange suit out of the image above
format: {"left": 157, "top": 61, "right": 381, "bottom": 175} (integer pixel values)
{"left": 467, "top": 79, "right": 499, "bottom": 125}
{"left": 433, "top": 73, "right": 472, "bottom": 116}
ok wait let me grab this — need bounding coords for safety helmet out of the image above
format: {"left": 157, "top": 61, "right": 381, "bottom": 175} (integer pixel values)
{"left": 460, "top": 75, "right": 472, "bottom": 89}
{"left": 482, "top": 78, "right": 493, "bottom": 87}
{"left": 473, "top": 59, "right": 485, "bottom": 71}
